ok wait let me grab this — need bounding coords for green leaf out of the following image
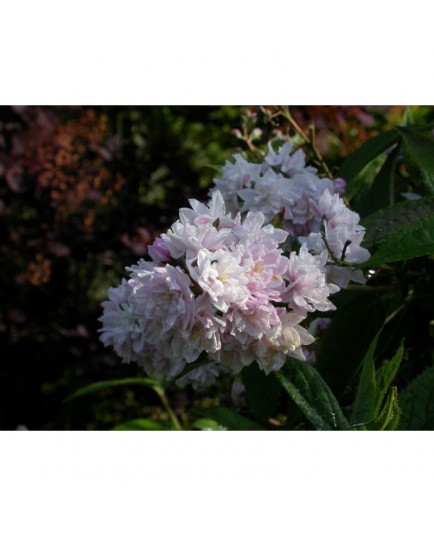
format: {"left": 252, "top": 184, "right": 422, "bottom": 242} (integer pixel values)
{"left": 275, "top": 359, "right": 349, "bottom": 431}
{"left": 399, "top": 366, "right": 434, "bottom": 430}
{"left": 421, "top": 170, "right": 434, "bottom": 197}
{"left": 344, "top": 156, "right": 386, "bottom": 203}
{"left": 337, "top": 129, "right": 400, "bottom": 183}
{"left": 397, "top": 127, "right": 434, "bottom": 196}
{"left": 367, "top": 387, "right": 400, "bottom": 431}
{"left": 365, "top": 213, "right": 434, "bottom": 267}
{"left": 241, "top": 362, "right": 281, "bottom": 425}
{"left": 191, "top": 418, "right": 224, "bottom": 431}
{"left": 350, "top": 145, "right": 401, "bottom": 218}
{"left": 351, "top": 332, "right": 380, "bottom": 425}
{"left": 351, "top": 336, "right": 404, "bottom": 430}
{"left": 351, "top": 337, "right": 404, "bottom": 427}
{"left": 112, "top": 419, "right": 172, "bottom": 431}
{"left": 193, "top": 407, "right": 263, "bottom": 431}
{"left": 361, "top": 197, "right": 434, "bottom": 250}
{"left": 64, "top": 377, "right": 158, "bottom": 402}
{"left": 367, "top": 144, "right": 400, "bottom": 211}
{"left": 373, "top": 340, "right": 404, "bottom": 418}
{"left": 316, "top": 291, "right": 398, "bottom": 397}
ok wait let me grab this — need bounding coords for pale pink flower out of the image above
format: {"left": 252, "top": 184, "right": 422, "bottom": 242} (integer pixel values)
{"left": 189, "top": 248, "right": 250, "bottom": 313}
{"left": 255, "top": 311, "right": 315, "bottom": 373}
{"left": 101, "top": 169, "right": 367, "bottom": 388}
{"left": 127, "top": 261, "right": 195, "bottom": 337}
{"left": 234, "top": 210, "right": 289, "bottom": 246}
{"left": 238, "top": 168, "right": 292, "bottom": 221}
{"left": 283, "top": 244, "right": 339, "bottom": 314}
{"left": 212, "top": 154, "right": 262, "bottom": 213}
{"left": 147, "top": 235, "right": 172, "bottom": 263}
{"left": 98, "top": 279, "right": 154, "bottom": 364}
{"left": 264, "top": 141, "right": 318, "bottom": 177}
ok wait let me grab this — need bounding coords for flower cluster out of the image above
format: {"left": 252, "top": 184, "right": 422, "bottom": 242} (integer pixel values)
{"left": 211, "top": 141, "right": 370, "bottom": 287}
{"left": 99, "top": 190, "right": 342, "bottom": 388}
{"left": 99, "top": 140, "right": 371, "bottom": 389}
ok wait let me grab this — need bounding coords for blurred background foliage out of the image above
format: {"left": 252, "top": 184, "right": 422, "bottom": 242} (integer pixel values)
{"left": 1, "top": 105, "right": 433, "bottom": 430}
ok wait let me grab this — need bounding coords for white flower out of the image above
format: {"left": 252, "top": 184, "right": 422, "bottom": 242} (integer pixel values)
{"left": 283, "top": 244, "right": 339, "bottom": 314}
{"left": 189, "top": 248, "right": 250, "bottom": 313}
{"left": 237, "top": 168, "right": 292, "bottom": 222}
{"left": 212, "top": 154, "right": 262, "bottom": 214}
{"left": 100, "top": 149, "right": 369, "bottom": 388}
{"left": 252, "top": 312, "right": 315, "bottom": 374}
{"left": 234, "top": 210, "right": 289, "bottom": 247}
{"left": 299, "top": 189, "right": 371, "bottom": 287}
{"left": 264, "top": 141, "right": 318, "bottom": 177}
{"left": 127, "top": 261, "right": 195, "bottom": 337}
{"left": 147, "top": 235, "right": 172, "bottom": 263}
{"left": 98, "top": 279, "right": 154, "bottom": 364}
{"left": 179, "top": 190, "right": 228, "bottom": 226}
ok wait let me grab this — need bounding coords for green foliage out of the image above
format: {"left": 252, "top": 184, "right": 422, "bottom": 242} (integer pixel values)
{"left": 366, "top": 388, "right": 400, "bottom": 431}
{"left": 192, "top": 407, "right": 263, "bottom": 431}
{"left": 351, "top": 338, "right": 404, "bottom": 430}
{"left": 397, "top": 127, "right": 434, "bottom": 195}
{"left": 316, "top": 291, "right": 399, "bottom": 397}
{"left": 361, "top": 197, "right": 434, "bottom": 250}
{"left": 363, "top": 145, "right": 400, "bottom": 212}
{"left": 339, "top": 125, "right": 434, "bottom": 218}
{"left": 351, "top": 334, "right": 379, "bottom": 424}
{"left": 374, "top": 342, "right": 404, "bottom": 416}
{"left": 399, "top": 366, "right": 434, "bottom": 430}
{"left": 64, "top": 377, "right": 158, "bottom": 402}
{"left": 365, "top": 214, "right": 434, "bottom": 266}
{"left": 275, "top": 359, "right": 349, "bottom": 431}
{"left": 191, "top": 418, "right": 224, "bottom": 431}
{"left": 112, "top": 419, "right": 172, "bottom": 431}
{"left": 337, "top": 129, "right": 400, "bottom": 198}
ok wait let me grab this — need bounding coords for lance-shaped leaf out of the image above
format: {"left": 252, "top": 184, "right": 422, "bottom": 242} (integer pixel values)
{"left": 397, "top": 127, "right": 434, "bottom": 196}
{"left": 421, "top": 170, "right": 434, "bottom": 197}
{"left": 316, "top": 291, "right": 397, "bottom": 397}
{"left": 399, "top": 366, "right": 434, "bottom": 430}
{"left": 337, "top": 129, "right": 400, "bottom": 199}
{"left": 193, "top": 407, "right": 263, "bottom": 431}
{"left": 373, "top": 341, "right": 404, "bottom": 418}
{"left": 351, "top": 337, "right": 404, "bottom": 426}
{"left": 351, "top": 333, "right": 380, "bottom": 425}
{"left": 64, "top": 377, "right": 158, "bottom": 402}
{"left": 352, "top": 145, "right": 401, "bottom": 218}
{"left": 275, "top": 359, "right": 349, "bottom": 431}
{"left": 366, "top": 387, "right": 401, "bottom": 431}
{"left": 112, "top": 419, "right": 172, "bottom": 431}
{"left": 361, "top": 196, "right": 434, "bottom": 250}
{"left": 364, "top": 213, "right": 434, "bottom": 267}
{"left": 369, "top": 144, "right": 400, "bottom": 210}
{"left": 191, "top": 418, "right": 224, "bottom": 431}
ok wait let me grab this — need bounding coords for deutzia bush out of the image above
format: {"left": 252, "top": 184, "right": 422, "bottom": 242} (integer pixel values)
{"left": 72, "top": 114, "right": 434, "bottom": 432}
{"left": 99, "top": 141, "right": 370, "bottom": 390}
